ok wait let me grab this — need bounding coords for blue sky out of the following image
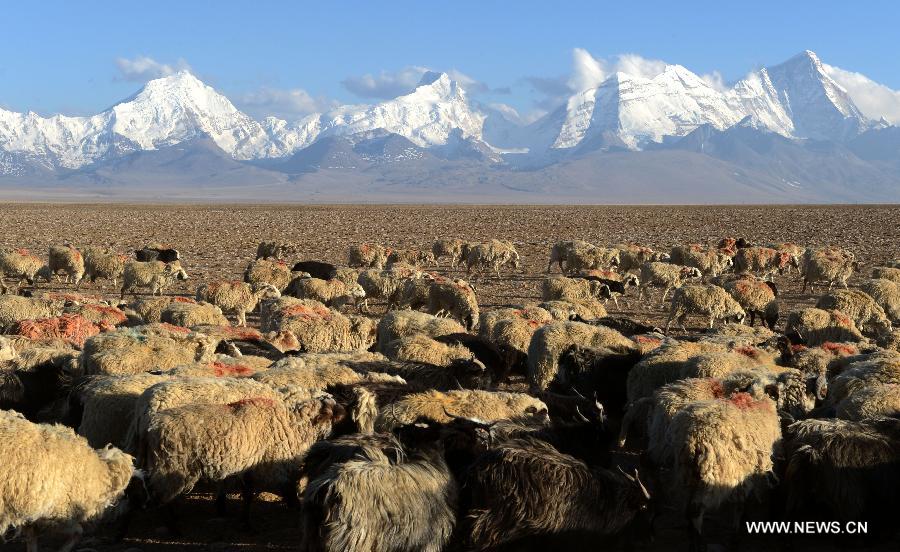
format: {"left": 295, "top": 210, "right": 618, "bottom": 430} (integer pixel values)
{"left": 2, "top": 0, "right": 899, "bottom": 121}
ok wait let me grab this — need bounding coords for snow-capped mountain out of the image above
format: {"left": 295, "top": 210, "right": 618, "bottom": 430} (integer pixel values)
{"left": 537, "top": 50, "right": 873, "bottom": 154}
{"left": 1, "top": 50, "right": 899, "bottom": 202}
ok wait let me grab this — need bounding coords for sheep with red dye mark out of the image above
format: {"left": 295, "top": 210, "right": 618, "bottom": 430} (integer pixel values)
{"left": 47, "top": 244, "right": 85, "bottom": 285}
{"left": 0, "top": 295, "right": 63, "bottom": 333}
{"left": 348, "top": 243, "right": 389, "bottom": 269}
{"left": 801, "top": 247, "right": 857, "bottom": 292}
{"left": 615, "top": 243, "right": 669, "bottom": 273}
{"left": 287, "top": 277, "right": 366, "bottom": 309}
{"left": 0, "top": 248, "right": 47, "bottom": 286}
{"left": 12, "top": 314, "right": 106, "bottom": 347}
{"left": 785, "top": 307, "right": 867, "bottom": 346}
{"left": 733, "top": 246, "right": 792, "bottom": 280}
{"left": 668, "top": 393, "right": 781, "bottom": 547}
{"left": 722, "top": 276, "right": 779, "bottom": 329}
{"left": 244, "top": 258, "right": 294, "bottom": 292}
{"left": 427, "top": 277, "right": 479, "bottom": 331}
{"left": 815, "top": 288, "right": 892, "bottom": 337}
{"left": 80, "top": 323, "right": 219, "bottom": 376}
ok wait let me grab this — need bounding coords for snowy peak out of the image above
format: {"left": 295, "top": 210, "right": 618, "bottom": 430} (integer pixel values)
{"left": 544, "top": 50, "right": 875, "bottom": 154}
{"left": 760, "top": 50, "right": 868, "bottom": 140}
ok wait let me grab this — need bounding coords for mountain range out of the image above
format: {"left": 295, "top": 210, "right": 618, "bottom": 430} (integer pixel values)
{"left": 2, "top": 50, "right": 899, "bottom": 203}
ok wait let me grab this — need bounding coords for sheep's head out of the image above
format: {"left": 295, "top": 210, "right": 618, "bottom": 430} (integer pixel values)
{"left": 623, "top": 274, "right": 640, "bottom": 288}
{"left": 348, "top": 283, "right": 366, "bottom": 299}
{"left": 255, "top": 283, "right": 282, "bottom": 301}
{"left": 448, "top": 357, "right": 490, "bottom": 390}
{"left": 0, "top": 336, "right": 16, "bottom": 362}
{"left": 165, "top": 262, "right": 188, "bottom": 281}
{"left": 681, "top": 267, "right": 702, "bottom": 280}
{"left": 589, "top": 281, "right": 612, "bottom": 300}
{"left": 763, "top": 302, "right": 779, "bottom": 330}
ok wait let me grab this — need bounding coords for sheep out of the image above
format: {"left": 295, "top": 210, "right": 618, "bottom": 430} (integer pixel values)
{"left": 669, "top": 393, "right": 781, "bottom": 547}
{"left": 527, "top": 321, "right": 637, "bottom": 391}
{"left": 479, "top": 306, "right": 552, "bottom": 372}
{"left": 671, "top": 246, "right": 733, "bottom": 278}
{"left": 767, "top": 242, "right": 805, "bottom": 273}
{"left": 815, "top": 288, "right": 892, "bottom": 336}
{"left": 801, "top": 247, "right": 857, "bottom": 292}
{"left": 542, "top": 276, "right": 612, "bottom": 307}
{"left": 733, "top": 246, "right": 791, "bottom": 279}
{"left": 861, "top": 278, "right": 900, "bottom": 323}
{"left": 81, "top": 324, "right": 219, "bottom": 376}
{"left": 547, "top": 240, "right": 592, "bottom": 273}
{"left": 784, "top": 416, "right": 900, "bottom": 536}
{"left": 300, "top": 436, "right": 457, "bottom": 552}
{"left": 251, "top": 353, "right": 403, "bottom": 391}
{"left": 357, "top": 263, "right": 423, "bottom": 310}
{"left": 387, "top": 248, "right": 436, "bottom": 267}
{"left": 382, "top": 333, "right": 473, "bottom": 366}
{"left": 291, "top": 260, "right": 337, "bottom": 280}
{"left": 78, "top": 246, "right": 128, "bottom": 290}
{"left": 11, "top": 313, "right": 106, "bottom": 347}
{"left": 375, "top": 389, "right": 547, "bottom": 432}
{"left": 626, "top": 340, "right": 730, "bottom": 402}
{"left": 872, "top": 266, "right": 900, "bottom": 283}
{"left": 120, "top": 260, "right": 188, "bottom": 299}
{"left": 47, "top": 244, "right": 85, "bottom": 285}
{"left": 465, "top": 240, "right": 520, "bottom": 277}
{"left": 0, "top": 295, "right": 62, "bottom": 333}
{"left": 388, "top": 275, "right": 432, "bottom": 310}
{"left": 128, "top": 296, "right": 194, "bottom": 324}
{"left": 348, "top": 243, "right": 388, "bottom": 269}
{"left": 127, "top": 376, "right": 292, "bottom": 454}
{"left": 666, "top": 284, "right": 746, "bottom": 334}
{"left": 538, "top": 299, "right": 607, "bottom": 320}
{"left": 576, "top": 270, "right": 640, "bottom": 308}
{"left": 256, "top": 240, "right": 300, "bottom": 260}
{"left": 432, "top": 238, "right": 464, "bottom": 267}
{"left": 823, "top": 354, "right": 900, "bottom": 411}
{"left": 615, "top": 243, "right": 668, "bottom": 273}
{"left": 287, "top": 276, "right": 366, "bottom": 308}
{"left": 376, "top": 310, "right": 464, "bottom": 352}
{"left": 134, "top": 244, "right": 180, "bottom": 263}
{"left": 196, "top": 280, "right": 281, "bottom": 326}
{"left": 722, "top": 277, "right": 779, "bottom": 328}
{"left": 564, "top": 245, "right": 620, "bottom": 274}
{"left": 0, "top": 248, "right": 46, "bottom": 286}
{"left": 784, "top": 307, "right": 866, "bottom": 346}
{"left": 638, "top": 262, "right": 703, "bottom": 303}
{"left": 160, "top": 300, "right": 230, "bottom": 328}
{"left": 73, "top": 372, "right": 172, "bottom": 449}
{"left": 833, "top": 384, "right": 900, "bottom": 420}
{"left": 427, "top": 278, "right": 479, "bottom": 331}
{"left": 786, "top": 342, "right": 861, "bottom": 380}
{"left": 144, "top": 394, "right": 343, "bottom": 520}
{"left": 459, "top": 437, "right": 651, "bottom": 550}
{"left": 244, "top": 258, "right": 294, "bottom": 291}
{"left": 65, "top": 302, "right": 129, "bottom": 328}
{"left": 274, "top": 301, "right": 377, "bottom": 353}
{"left": 0, "top": 410, "right": 136, "bottom": 552}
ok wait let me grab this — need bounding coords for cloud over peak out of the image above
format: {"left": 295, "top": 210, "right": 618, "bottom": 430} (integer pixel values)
{"left": 115, "top": 56, "right": 192, "bottom": 82}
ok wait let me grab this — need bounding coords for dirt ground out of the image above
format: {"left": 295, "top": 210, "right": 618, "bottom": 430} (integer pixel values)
{"left": 1, "top": 203, "right": 898, "bottom": 552}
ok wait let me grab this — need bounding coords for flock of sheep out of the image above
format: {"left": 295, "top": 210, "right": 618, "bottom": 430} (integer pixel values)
{"left": 0, "top": 235, "right": 898, "bottom": 551}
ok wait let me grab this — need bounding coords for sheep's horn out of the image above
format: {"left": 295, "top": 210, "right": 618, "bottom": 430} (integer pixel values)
{"left": 634, "top": 469, "right": 651, "bottom": 500}
{"left": 574, "top": 406, "right": 590, "bottom": 423}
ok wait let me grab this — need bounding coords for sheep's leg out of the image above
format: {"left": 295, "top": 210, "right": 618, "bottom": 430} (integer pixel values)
{"left": 661, "top": 286, "right": 671, "bottom": 303}
{"left": 240, "top": 476, "right": 258, "bottom": 533}
{"left": 215, "top": 482, "right": 228, "bottom": 516}
{"left": 708, "top": 316, "right": 715, "bottom": 329}
{"left": 687, "top": 500, "right": 705, "bottom": 552}
{"left": 56, "top": 522, "right": 84, "bottom": 552}
{"left": 665, "top": 312, "right": 676, "bottom": 334}
{"left": 24, "top": 526, "right": 38, "bottom": 552}
{"left": 237, "top": 310, "right": 247, "bottom": 327}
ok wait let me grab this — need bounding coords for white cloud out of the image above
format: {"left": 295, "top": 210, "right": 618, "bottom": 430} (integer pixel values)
{"left": 615, "top": 53, "right": 668, "bottom": 80}
{"left": 343, "top": 66, "right": 496, "bottom": 99}
{"left": 115, "top": 56, "right": 192, "bottom": 82}
{"left": 238, "top": 87, "right": 337, "bottom": 121}
{"left": 342, "top": 66, "right": 431, "bottom": 99}
{"left": 569, "top": 48, "right": 608, "bottom": 93}
{"left": 823, "top": 63, "right": 900, "bottom": 124}
{"left": 487, "top": 102, "right": 545, "bottom": 125}
{"left": 700, "top": 70, "right": 728, "bottom": 92}
{"left": 567, "top": 49, "right": 670, "bottom": 93}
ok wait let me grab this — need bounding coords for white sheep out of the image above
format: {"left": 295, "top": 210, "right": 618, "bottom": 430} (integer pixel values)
{"left": 666, "top": 284, "right": 746, "bottom": 333}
